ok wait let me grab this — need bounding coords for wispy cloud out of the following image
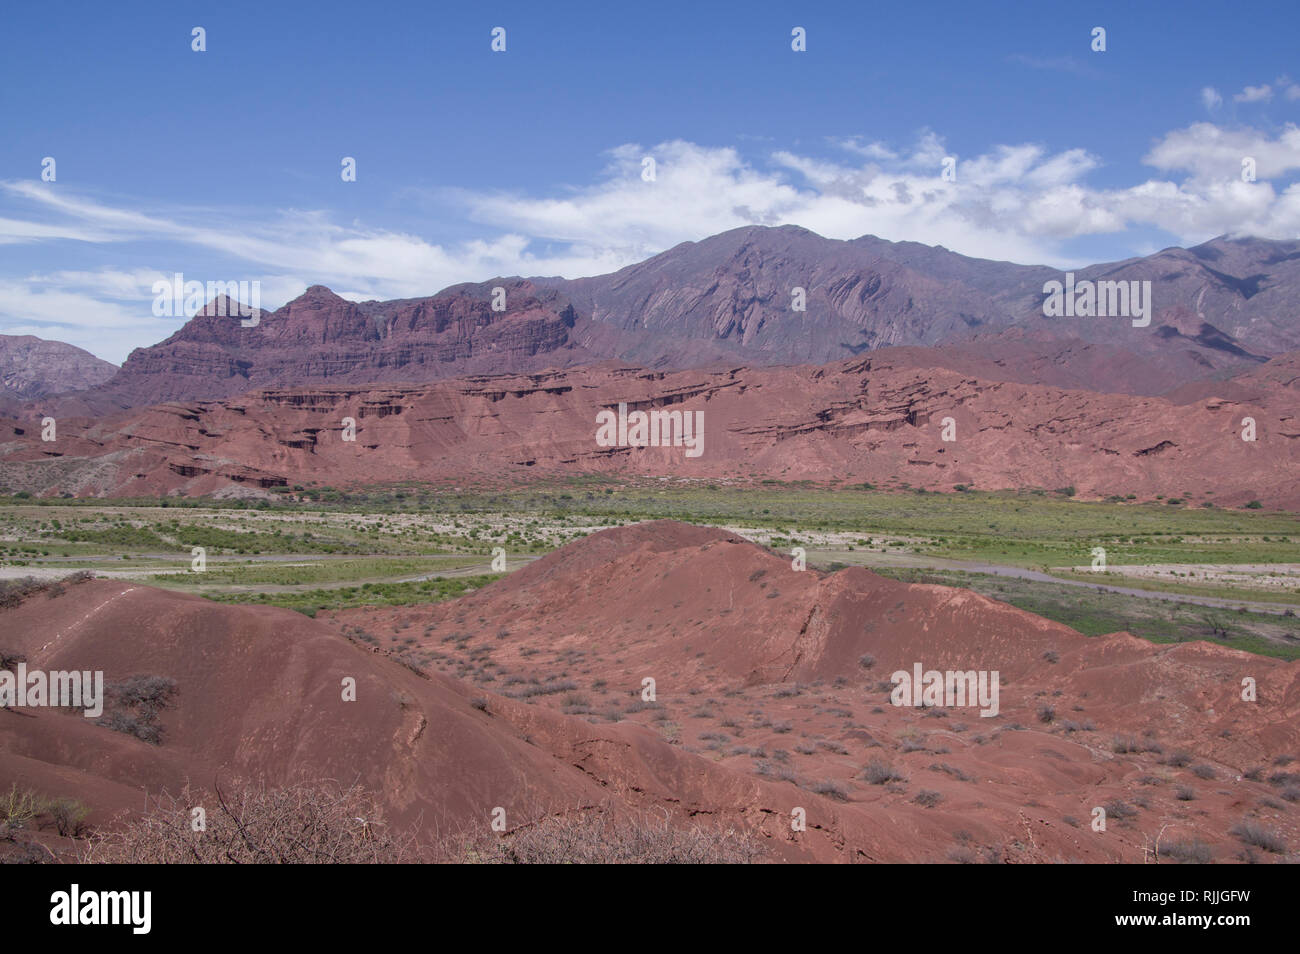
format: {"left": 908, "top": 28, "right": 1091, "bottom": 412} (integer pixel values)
{"left": 4, "top": 119, "right": 1300, "bottom": 360}
{"left": 1235, "top": 84, "right": 1274, "bottom": 103}
{"left": 1006, "top": 53, "right": 1095, "bottom": 76}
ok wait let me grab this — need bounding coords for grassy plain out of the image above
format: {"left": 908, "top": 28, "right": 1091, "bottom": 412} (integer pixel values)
{"left": 1, "top": 485, "right": 1296, "bottom": 655}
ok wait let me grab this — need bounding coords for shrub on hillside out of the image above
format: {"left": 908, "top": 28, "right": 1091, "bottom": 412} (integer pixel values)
{"left": 95, "top": 675, "right": 177, "bottom": 745}
{"left": 82, "top": 781, "right": 415, "bottom": 863}
{"left": 463, "top": 811, "right": 763, "bottom": 864}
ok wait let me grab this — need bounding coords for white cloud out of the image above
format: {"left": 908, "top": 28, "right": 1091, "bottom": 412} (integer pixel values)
{"left": 1143, "top": 122, "right": 1300, "bottom": 181}
{"left": 1234, "top": 84, "right": 1273, "bottom": 103}
{"left": 0, "top": 276, "right": 181, "bottom": 364}
{"left": 1271, "top": 75, "right": 1300, "bottom": 100}
{"left": 455, "top": 137, "right": 1108, "bottom": 266}
{"left": 1201, "top": 87, "right": 1222, "bottom": 110}
{"left": 5, "top": 119, "right": 1300, "bottom": 360}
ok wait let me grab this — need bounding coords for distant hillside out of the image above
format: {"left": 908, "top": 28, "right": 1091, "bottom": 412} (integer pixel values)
{"left": 0, "top": 333, "right": 116, "bottom": 399}
{"left": 41, "top": 226, "right": 1300, "bottom": 408}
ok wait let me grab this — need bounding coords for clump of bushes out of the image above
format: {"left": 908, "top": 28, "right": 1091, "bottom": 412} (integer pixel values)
{"left": 808, "top": 780, "right": 849, "bottom": 801}
{"left": 1103, "top": 799, "right": 1139, "bottom": 821}
{"left": 0, "top": 784, "right": 90, "bottom": 861}
{"left": 96, "top": 675, "right": 177, "bottom": 745}
{"left": 1112, "top": 734, "right": 1163, "bottom": 755}
{"left": 1162, "top": 840, "right": 1212, "bottom": 864}
{"left": 861, "top": 759, "right": 904, "bottom": 785}
{"left": 1230, "top": 821, "right": 1286, "bottom": 854}
{"left": 0, "top": 571, "right": 94, "bottom": 609}
{"left": 466, "top": 811, "right": 763, "bottom": 864}
{"left": 83, "top": 781, "right": 415, "bottom": 863}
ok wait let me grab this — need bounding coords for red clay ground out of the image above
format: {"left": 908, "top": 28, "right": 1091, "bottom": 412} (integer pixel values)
{"left": 3, "top": 522, "right": 1297, "bottom": 862}
{"left": 328, "top": 521, "right": 1300, "bottom": 862}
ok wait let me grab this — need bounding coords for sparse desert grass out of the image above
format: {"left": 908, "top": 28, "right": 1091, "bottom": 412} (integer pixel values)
{"left": 464, "top": 811, "right": 763, "bottom": 864}
{"left": 753, "top": 761, "right": 795, "bottom": 782}
{"left": 207, "top": 574, "right": 499, "bottom": 614}
{"left": 1103, "top": 799, "right": 1139, "bottom": 821}
{"left": 1161, "top": 839, "right": 1213, "bottom": 864}
{"left": 808, "top": 780, "right": 849, "bottom": 801}
{"left": 1112, "top": 734, "right": 1163, "bottom": 755}
{"left": 928, "top": 762, "right": 973, "bottom": 782}
{"left": 502, "top": 678, "right": 579, "bottom": 699}
{"left": 1229, "top": 821, "right": 1286, "bottom": 854}
{"left": 861, "top": 759, "right": 905, "bottom": 785}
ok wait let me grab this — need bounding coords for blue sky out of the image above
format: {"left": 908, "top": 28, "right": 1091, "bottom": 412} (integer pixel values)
{"left": 3, "top": 0, "right": 1299, "bottom": 361}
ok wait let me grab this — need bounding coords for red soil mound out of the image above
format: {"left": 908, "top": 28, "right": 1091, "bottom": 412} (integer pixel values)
{"left": 332, "top": 522, "right": 1300, "bottom": 861}
{"left": 4, "top": 524, "right": 1298, "bottom": 862}
{"left": 0, "top": 577, "right": 922, "bottom": 861}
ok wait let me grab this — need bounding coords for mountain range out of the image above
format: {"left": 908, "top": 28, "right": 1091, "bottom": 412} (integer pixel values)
{"left": 0, "top": 334, "right": 116, "bottom": 400}
{"left": 13, "top": 226, "right": 1300, "bottom": 413}
{"left": 4, "top": 226, "right": 1299, "bottom": 503}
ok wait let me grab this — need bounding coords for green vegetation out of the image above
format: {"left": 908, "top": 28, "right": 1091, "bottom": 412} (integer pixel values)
{"left": 874, "top": 566, "right": 1300, "bottom": 660}
{"left": 1, "top": 485, "right": 1296, "bottom": 655}
{"left": 147, "top": 555, "right": 482, "bottom": 588}
{"left": 203, "top": 573, "right": 501, "bottom": 615}
{"left": 2, "top": 484, "right": 1296, "bottom": 567}
{"left": 1051, "top": 566, "right": 1300, "bottom": 605}
{"left": 231, "top": 482, "right": 1295, "bottom": 571}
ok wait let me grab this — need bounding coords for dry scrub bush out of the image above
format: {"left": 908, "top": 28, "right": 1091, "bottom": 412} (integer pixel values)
{"left": 82, "top": 781, "right": 419, "bottom": 864}
{"left": 1229, "top": 821, "right": 1287, "bottom": 855}
{"left": 0, "top": 785, "right": 88, "bottom": 863}
{"left": 0, "top": 571, "right": 94, "bottom": 609}
{"left": 0, "top": 577, "right": 51, "bottom": 609}
{"left": 96, "top": 675, "right": 178, "bottom": 745}
{"left": 461, "top": 811, "right": 764, "bottom": 864}
{"left": 861, "top": 758, "right": 904, "bottom": 785}
{"left": 83, "top": 784, "right": 763, "bottom": 864}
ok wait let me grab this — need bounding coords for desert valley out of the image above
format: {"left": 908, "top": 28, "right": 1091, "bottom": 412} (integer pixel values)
{"left": 6, "top": 7, "right": 1300, "bottom": 901}
{"left": 2, "top": 226, "right": 1298, "bottom": 866}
